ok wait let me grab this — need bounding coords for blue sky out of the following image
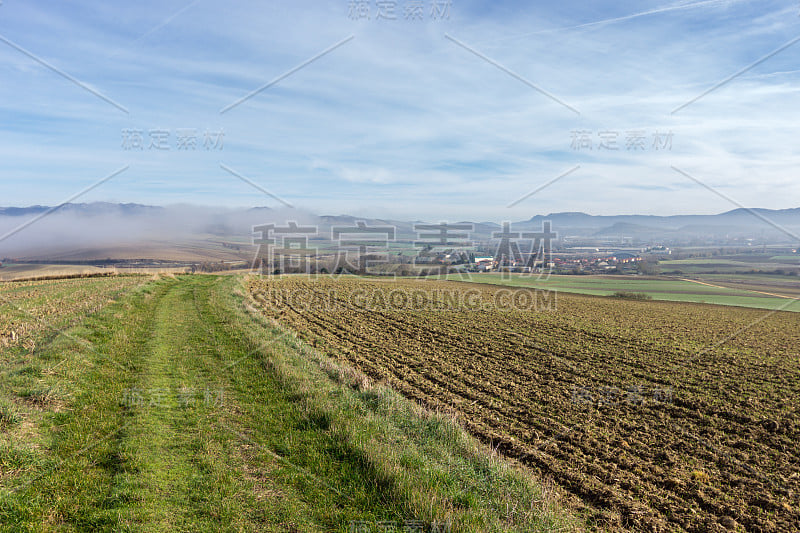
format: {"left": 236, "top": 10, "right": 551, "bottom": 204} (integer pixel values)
{"left": 0, "top": 0, "right": 798, "bottom": 221}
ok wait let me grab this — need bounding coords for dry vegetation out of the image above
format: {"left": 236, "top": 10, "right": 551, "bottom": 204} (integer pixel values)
{"left": 0, "top": 275, "right": 146, "bottom": 349}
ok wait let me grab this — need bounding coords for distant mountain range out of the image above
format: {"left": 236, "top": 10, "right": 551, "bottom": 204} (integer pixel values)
{"left": 525, "top": 207, "right": 800, "bottom": 232}
{"left": 3, "top": 202, "right": 797, "bottom": 231}
{"left": 0, "top": 203, "right": 798, "bottom": 261}
{"left": 0, "top": 203, "right": 165, "bottom": 217}
{"left": 520, "top": 208, "right": 800, "bottom": 242}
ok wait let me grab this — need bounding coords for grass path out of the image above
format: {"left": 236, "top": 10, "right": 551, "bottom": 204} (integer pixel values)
{"left": 0, "top": 275, "right": 578, "bottom": 532}
{"left": 1, "top": 277, "right": 264, "bottom": 530}
{"left": 111, "top": 278, "right": 259, "bottom": 529}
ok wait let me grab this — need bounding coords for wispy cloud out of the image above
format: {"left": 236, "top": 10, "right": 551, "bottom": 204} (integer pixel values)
{"left": 477, "top": 0, "right": 747, "bottom": 44}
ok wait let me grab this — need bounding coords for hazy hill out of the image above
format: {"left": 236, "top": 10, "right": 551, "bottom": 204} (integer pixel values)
{"left": 1, "top": 203, "right": 799, "bottom": 261}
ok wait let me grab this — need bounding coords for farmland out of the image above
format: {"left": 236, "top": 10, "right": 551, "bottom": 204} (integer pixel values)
{"left": 0, "top": 264, "right": 195, "bottom": 282}
{"left": 250, "top": 276, "right": 800, "bottom": 532}
{"left": 441, "top": 273, "right": 800, "bottom": 312}
{"left": 0, "top": 274, "right": 577, "bottom": 532}
{"left": 658, "top": 255, "right": 800, "bottom": 275}
{"left": 0, "top": 275, "right": 147, "bottom": 349}
{"left": 2, "top": 272, "right": 797, "bottom": 531}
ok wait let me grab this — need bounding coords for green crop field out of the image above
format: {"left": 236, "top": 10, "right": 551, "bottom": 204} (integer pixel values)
{"left": 658, "top": 255, "right": 800, "bottom": 275}
{"left": 441, "top": 273, "right": 800, "bottom": 311}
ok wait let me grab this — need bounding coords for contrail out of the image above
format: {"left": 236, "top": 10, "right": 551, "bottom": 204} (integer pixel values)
{"left": 479, "top": 0, "right": 743, "bottom": 45}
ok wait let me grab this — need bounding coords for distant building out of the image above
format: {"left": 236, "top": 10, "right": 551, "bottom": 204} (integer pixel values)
{"left": 474, "top": 257, "right": 494, "bottom": 272}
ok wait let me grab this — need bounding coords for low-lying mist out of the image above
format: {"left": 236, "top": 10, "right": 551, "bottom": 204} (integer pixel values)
{"left": 0, "top": 204, "right": 317, "bottom": 261}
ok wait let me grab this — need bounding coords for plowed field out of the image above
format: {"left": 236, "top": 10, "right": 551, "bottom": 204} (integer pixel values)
{"left": 249, "top": 276, "right": 800, "bottom": 532}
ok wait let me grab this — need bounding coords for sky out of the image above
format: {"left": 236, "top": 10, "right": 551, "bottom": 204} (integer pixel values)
{"left": 0, "top": 0, "right": 798, "bottom": 221}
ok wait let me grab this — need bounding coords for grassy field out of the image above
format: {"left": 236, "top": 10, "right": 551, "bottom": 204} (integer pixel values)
{"left": 0, "top": 275, "right": 578, "bottom": 532}
{"left": 251, "top": 276, "right": 800, "bottom": 532}
{"left": 0, "top": 275, "right": 148, "bottom": 348}
{"left": 441, "top": 273, "right": 800, "bottom": 311}
{"left": 658, "top": 255, "right": 800, "bottom": 275}
{"left": 695, "top": 273, "right": 800, "bottom": 297}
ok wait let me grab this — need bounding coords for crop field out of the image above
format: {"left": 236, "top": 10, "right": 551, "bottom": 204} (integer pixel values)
{"left": 441, "top": 273, "right": 800, "bottom": 312}
{"left": 0, "top": 264, "right": 109, "bottom": 281}
{"left": 0, "top": 264, "right": 194, "bottom": 281}
{"left": 249, "top": 276, "right": 800, "bottom": 532}
{"left": 0, "top": 275, "right": 147, "bottom": 349}
{"left": 658, "top": 256, "right": 800, "bottom": 275}
{"left": 696, "top": 274, "right": 800, "bottom": 298}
